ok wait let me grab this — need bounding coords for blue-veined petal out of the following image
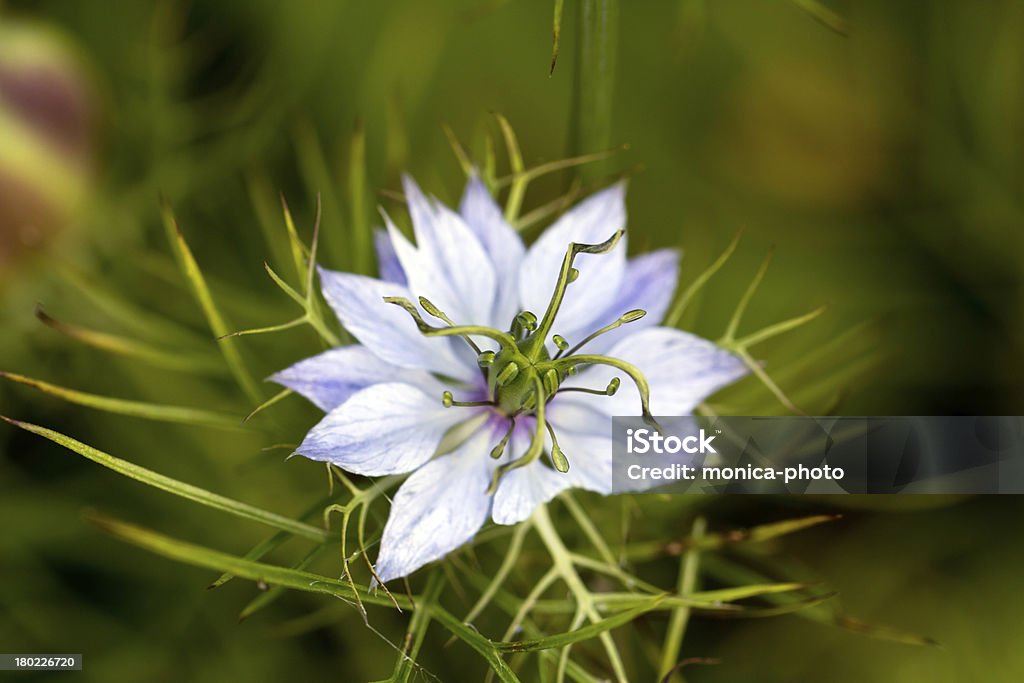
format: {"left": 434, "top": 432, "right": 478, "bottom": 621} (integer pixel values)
{"left": 565, "top": 326, "right": 748, "bottom": 415}
{"left": 317, "top": 267, "right": 474, "bottom": 381}
{"left": 459, "top": 174, "right": 525, "bottom": 328}
{"left": 384, "top": 176, "right": 497, "bottom": 329}
{"left": 373, "top": 228, "right": 407, "bottom": 285}
{"left": 269, "top": 345, "right": 442, "bottom": 412}
{"left": 491, "top": 419, "right": 572, "bottom": 525}
{"left": 546, "top": 396, "right": 616, "bottom": 494}
{"left": 574, "top": 249, "right": 680, "bottom": 355}
{"left": 518, "top": 183, "right": 628, "bottom": 337}
{"left": 374, "top": 425, "right": 499, "bottom": 582}
{"left": 295, "top": 382, "right": 463, "bottom": 476}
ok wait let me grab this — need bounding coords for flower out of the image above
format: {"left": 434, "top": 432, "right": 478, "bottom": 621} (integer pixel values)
{"left": 272, "top": 175, "right": 748, "bottom": 582}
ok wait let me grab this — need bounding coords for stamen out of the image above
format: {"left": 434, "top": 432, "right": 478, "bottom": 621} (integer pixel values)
{"left": 553, "top": 353, "right": 661, "bottom": 431}
{"left": 490, "top": 418, "right": 516, "bottom": 459}
{"left": 488, "top": 376, "right": 547, "bottom": 493}
{"left": 441, "top": 391, "right": 495, "bottom": 408}
{"left": 511, "top": 311, "right": 537, "bottom": 340}
{"left": 551, "top": 334, "right": 569, "bottom": 358}
{"left": 418, "top": 296, "right": 482, "bottom": 354}
{"left": 544, "top": 422, "right": 570, "bottom": 472}
{"left": 563, "top": 309, "right": 646, "bottom": 357}
{"left": 541, "top": 367, "right": 560, "bottom": 395}
{"left": 494, "top": 362, "right": 519, "bottom": 387}
{"left": 477, "top": 350, "right": 496, "bottom": 368}
{"left": 557, "top": 376, "right": 620, "bottom": 396}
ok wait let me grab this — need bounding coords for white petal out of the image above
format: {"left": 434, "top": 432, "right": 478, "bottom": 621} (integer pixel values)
{"left": 518, "top": 184, "right": 628, "bottom": 337}
{"left": 317, "top": 267, "right": 474, "bottom": 381}
{"left": 373, "top": 228, "right": 407, "bottom": 284}
{"left": 546, "top": 397, "right": 616, "bottom": 494}
{"left": 385, "top": 176, "right": 497, "bottom": 327}
{"left": 374, "top": 426, "right": 497, "bottom": 582}
{"left": 295, "top": 382, "right": 462, "bottom": 476}
{"left": 459, "top": 174, "right": 526, "bottom": 327}
{"left": 269, "top": 345, "right": 441, "bottom": 412}
{"left": 566, "top": 327, "right": 748, "bottom": 416}
{"left": 491, "top": 420, "right": 572, "bottom": 525}
{"left": 577, "top": 249, "right": 680, "bottom": 355}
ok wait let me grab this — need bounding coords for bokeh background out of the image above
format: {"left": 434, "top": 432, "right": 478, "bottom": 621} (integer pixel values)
{"left": 1, "top": 0, "right": 1023, "bottom": 681}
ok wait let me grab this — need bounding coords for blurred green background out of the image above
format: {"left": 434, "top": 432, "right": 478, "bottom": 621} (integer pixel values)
{"left": 1, "top": 0, "right": 1023, "bottom": 681}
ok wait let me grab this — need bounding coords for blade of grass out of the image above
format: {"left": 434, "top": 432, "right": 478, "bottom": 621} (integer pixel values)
{"left": 495, "top": 598, "right": 664, "bottom": 652}
{"left": 391, "top": 571, "right": 445, "bottom": 683}
{"left": 87, "top": 511, "right": 396, "bottom": 605}
{"left": 239, "top": 543, "right": 330, "bottom": 621}
{"left": 348, "top": 118, "right": 372, "bottom": 274}
{"left": 789, "top": 0, "right": 849, "bottom": 34}
{"left": 209, "top": 493, "right": 338, "bottom": 589}
{"left": 161, "top": 201, "right": 262, "bottom": 403}
{"left": 0, "top": 372, "right": 241, "bottom": 430}
{"left": 569, "top": 0, "right": 619, "bottom": 182}
{"left": 550, "top": 0, "right": 565, "bottom": 75}
{"left": 659, "top": 516, "right": 704, "bottom": 682}
{"left": 34, "top": 305, "right": 225, "bottom": 375}
{"left": 495, "top": 113, "right": 526, "bottom": 222}
{"left": 664, "top": 229, "right": 742, "bottom": 328}
{"left": 293, "top": 119, "right": 347, "bottom": 267}
{"left": 3, "top": 418, "right": 328, "bottom": 542}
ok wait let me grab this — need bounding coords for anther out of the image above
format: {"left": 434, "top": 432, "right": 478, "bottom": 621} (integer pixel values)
{"left": 441, "top": 391, "right": 495, "bottom": 409}
{"left": 552, "top": 334, "right": 569, "bottom": 357}
{"left": 542, "top": 368, "right": 560, "bottom": 395}
{"left": 490, "top": 419, "right": 516, "bottom": 459}
{"left": 607, "top": 377, "right": 621, "bottom": 395}
{"left": 477, "top": 350, "right": 496, "bottom": 367}
{"left": 511, "top": 311, "right": 538, "bottom": 339}
{"left": 418, "top": 296, "right": 482, "bottom": 354}
{"left": 495, "top": 362, "right": 519, "bottom": 387}
{"left": 418, "top": 296, "right": 450, "bottom": 323}
{"left": 544, "top": 423, "right": 570, "bottom": 473}
{"left": 563, "top": 308, "right": 647, "bottom": 358}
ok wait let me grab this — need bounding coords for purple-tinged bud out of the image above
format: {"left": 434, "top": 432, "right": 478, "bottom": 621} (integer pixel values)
{"left": 0, "top": 21, "right": 98, "bottom": 267}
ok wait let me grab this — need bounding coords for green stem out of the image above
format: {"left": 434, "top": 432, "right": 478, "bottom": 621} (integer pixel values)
{"left": 659, "top": 516, "right": 706, "bottom": 682}
{"left": 569, "top": 0, "right": 619, "bottom": 182}
{"left": 532, "top": 505, "right": 629, "bottom": 683}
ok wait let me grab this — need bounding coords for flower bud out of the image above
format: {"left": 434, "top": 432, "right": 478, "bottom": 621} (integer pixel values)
{"left": 0, "top": 20, "right": 98, "bottom": 267}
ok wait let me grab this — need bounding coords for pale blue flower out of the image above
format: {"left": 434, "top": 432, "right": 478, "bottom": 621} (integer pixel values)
{"left": 272, "top": 175, "right": 747, "bottom": 582}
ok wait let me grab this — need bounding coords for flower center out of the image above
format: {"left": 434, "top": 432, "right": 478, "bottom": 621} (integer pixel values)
{"left": 386, "top": 230, "right": 660, "bottom": 493}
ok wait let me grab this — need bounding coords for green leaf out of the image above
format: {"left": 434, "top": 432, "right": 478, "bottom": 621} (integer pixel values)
{"left": 87, "top": 511, "right": 398, "bottom": 606}
{"left": 0, "top": 372, "right": 242, "bottom": 430}
{"left": 208, "top": 493, "right": 338, "bottom": 589}
{"left": 88, "top": 513, "right": 521, "bottom": 680}
{"left": 789, "top": 0, "right": 848, "bottom": 35}
{"left": 160, "top": 201, "right": 262, "bottom": 403}
{"left": 664, "top": 229, "right": 742, "bottom": 328}
{"left": 348, "top": 117, "right": 372, "bottom": 275}
{"left": 239, "top": 543, "right": 329, "bottom": 621}
{"left": 550, "top": 0, "right": 565, "bottom": 75}
{"left": 495, "top": 598, "right": 665, "bottom": 652}
{"left": 4, "top": 418, "right": 328, "bottom": 543}
{"left": 494, "top": 113, "right": 526, "bottom": 222}
{"left": 34, "top": 305, "right": 225, "bottom": 375}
